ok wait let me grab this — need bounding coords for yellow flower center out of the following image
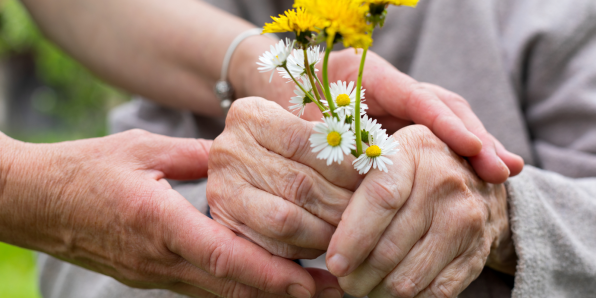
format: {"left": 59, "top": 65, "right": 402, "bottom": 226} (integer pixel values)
{"left": 366, "top": 145, "right": 382, "bottom": 157}
{"left": 327, "top": 131, "right": 342, "bottom": 147}
{"left": 336, "top": 94, "right": 351, "bottom": 107}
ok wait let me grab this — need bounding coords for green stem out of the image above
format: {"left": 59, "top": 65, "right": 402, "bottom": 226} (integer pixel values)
{"left": 304, "top": 48, "right": 327, "bottom": 115}
{"left": 322, "top": 44, "right": 338, "bottom": 119}
{"left": 284, "top": 65, "right": 328, "bottom": 115}
{"left": 354, "top": 47, "right": 368, "bottom": 156}
{"left": 314, "top": 75, "right": 326, "bottom": 99}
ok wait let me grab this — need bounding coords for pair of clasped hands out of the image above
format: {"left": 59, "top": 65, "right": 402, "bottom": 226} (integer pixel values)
{"left": 2, "top": 49, "right": 521, "bottom": 298}
{"left": 205, "top": 50, "right": 522, "bottom": 298}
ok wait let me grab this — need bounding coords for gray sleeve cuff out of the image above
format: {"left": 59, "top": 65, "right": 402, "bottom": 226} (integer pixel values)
{"left": 506, "top": 166, "right": 596, "bottom": 297}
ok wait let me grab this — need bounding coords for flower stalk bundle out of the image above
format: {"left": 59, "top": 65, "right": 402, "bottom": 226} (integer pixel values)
{"left": 257, "top": 0, "right": 418, "bottom": 174}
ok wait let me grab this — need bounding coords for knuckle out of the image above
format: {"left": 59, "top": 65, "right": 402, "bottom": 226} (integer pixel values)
{"left": 280, "top": 168, "right": 315, "bottom": 207}
{"left": 266, "top": 201, "right": 301, "bottom": 240}
{"left": 429, "top": 284, "right": 456, "bottom": 298}
{"left": 206, "top": 239, "right": 234, "bottom": 279}
{"left": 388, "top": 276, "right": 421, "bottom": 298}
{"left": 363, "top": 179, "right": 403, "bottom": 214}
{"left": 283, "top": 122, "right": 313, "bottom": 160}
{"left": 227, "top": 97, "right": 268, "bottom": 126}
{"left": 370, "top": 238, "right": 404, "bottom": 273}
{"left": 408, "top": 83, "right": 436, "bottom": 105}
{"left": 399, "top": 125, "right": 440, "bottom": 152}
{"left": 126, "top": 128, "right": 151, "bottom": 138}
{"left": 455, "top": 197, "right": 487, "bottom": 235}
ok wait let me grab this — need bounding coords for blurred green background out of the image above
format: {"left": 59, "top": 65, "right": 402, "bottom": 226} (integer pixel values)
{"left": 0, "top": 0, "right": 128, "bottom": 297}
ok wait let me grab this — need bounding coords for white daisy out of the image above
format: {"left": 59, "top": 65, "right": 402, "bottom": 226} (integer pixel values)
{"left": 327, "top": 80, "right": 368, "bottom": 118}
{"left": 257, "top": 38, "right": 294, "bottom": 82}
{"left": 279, "top": 46, "right": 321, "bottom": 80}
{"left": 352, "top": 114, "right": 385, "bottom": 143}
{"left": 310, "top": 117, "right": 356, "bottom": 165}
{"left": 289, "top": 78, "right": 314, "bottom": 117}
{"left": 353, "top": 130, "right": 399, "bottom": 174}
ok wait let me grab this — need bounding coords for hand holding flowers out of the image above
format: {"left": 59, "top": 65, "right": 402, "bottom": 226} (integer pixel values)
{"left": 258, "top": 0, "right": 417, "bottom": 175}
{"left": 256, "top": 0, "right": 523, "bottom": 181}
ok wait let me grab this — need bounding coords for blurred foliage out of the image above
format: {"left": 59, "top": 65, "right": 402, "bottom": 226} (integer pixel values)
{"left": 0, "top": 243, "right": 40, "bottom": 298}
{"left": 0, "top": 2, "right": 128, "bottom": 295}
{"left": 0, "top": 0, "right": 127, "bottom": 138}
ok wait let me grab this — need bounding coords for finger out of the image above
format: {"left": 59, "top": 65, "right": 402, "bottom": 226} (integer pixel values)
{"left": 367, "top": 72, "right": 483, "bottom": 157}
{"left": 492, "top": 135, "right": 524, "bottom": 176}
{"left": 172, "top": 262, "right": 282, "bottom": 298}
{"left": 423, "top": 84, "right": 523, "bottom": 183}
{"left": 467, "top": 142, "right": 510, "bottom": 184}
{"left": 413, "top": 251, "right": 486, "bottom": 298}
{"left": 326, "top": 128, "right": 420, "bottom": 277}
{"left": 368, "top": 231, "right": 465, "bottom": 298}
{"left": 227, "top": 97, "right": 361, "bottom": 190}
{"left": 154, "top": 138, "right": 211, "bottom": 180}
{"left": 305, "top": 268, "right": 344, "bottom": 298}
{"left": 172, "top": 281, "right": 286, "bottom": 298}
{"left": 210, "top": 138, "right": 353, "bottom": 226}
{"left": 337, "top": 197, "right": 428, "bottom": 297}
{"left": 164, "top": 193, "right": 316, "bottom": 298}
{"left": 210, "top": 184, "right": 337, "bottom": 253}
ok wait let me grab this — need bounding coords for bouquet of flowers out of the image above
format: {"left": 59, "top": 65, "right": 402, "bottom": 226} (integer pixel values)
{"left": 257, "top": 0, "right": 418, "bottom": 174}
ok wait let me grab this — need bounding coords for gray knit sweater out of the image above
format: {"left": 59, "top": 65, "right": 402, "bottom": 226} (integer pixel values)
{"left": 38, "top": 0, "right": 596, "bottom": 297}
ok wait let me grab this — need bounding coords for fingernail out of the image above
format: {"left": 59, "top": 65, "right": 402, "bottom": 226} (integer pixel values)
{"left": 328, "top": 254, "right": 350, "bottom": 276}
{"left": 499, "top": 158, "right": 510, "bottom": 177}
{"left": 318, "top": 288, "right": 342, "bottom": 298}
{"left": 287, "top": 284, "right": 312, "bottom": 298}
{"left": 473, "top": 134, "right": 483, "bottom": 146}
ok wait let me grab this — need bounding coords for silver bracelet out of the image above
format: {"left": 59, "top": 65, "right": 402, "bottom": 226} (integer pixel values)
{"left": 214, "top": 28, "right": 271, "bottom": 117}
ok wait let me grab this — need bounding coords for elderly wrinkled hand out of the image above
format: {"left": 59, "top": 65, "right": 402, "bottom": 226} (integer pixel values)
{"left": 207, "top": 97, "right": 361, "bottom": 260}
{"left": 325, "top": 125, "right": 516, "bottom": 298}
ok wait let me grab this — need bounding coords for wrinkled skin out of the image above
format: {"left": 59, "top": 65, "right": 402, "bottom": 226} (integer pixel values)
{"left": 208, "top": 98, "right": 516, "bottom": 298}
{"left": 235, "top": 48, "right": 524, "bottom": 184}
{"left": 326, "top": 125, "right": 514, "bottom": 298}
{"left": 0, "top": 130, "right": 343, "bottom": 298}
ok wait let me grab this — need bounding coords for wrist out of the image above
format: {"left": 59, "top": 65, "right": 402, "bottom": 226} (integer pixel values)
{"left": 228, "top": 34, "right": 282, "bottom": 101}
{"left": 486, "top": 183, "right": 518, "bottom": 275}
{"left": 0, "top": 138, "right": 78, "bottom": 254}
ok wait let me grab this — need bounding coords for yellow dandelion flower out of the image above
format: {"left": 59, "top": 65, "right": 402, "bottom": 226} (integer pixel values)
{"left": 263, "top": 7, "right": 325, "bottom": 35}
{"left": 361, "top": 0, "right": 418, "bottom": 7}
{"left": 295, "top": 0, "right": 373, "bottom": 48}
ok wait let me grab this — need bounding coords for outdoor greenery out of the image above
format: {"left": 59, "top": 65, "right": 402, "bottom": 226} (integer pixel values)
{"left": 0, "top": 0, "right": 127, "bottom": 139}
{"left": 0, "top": 1, "right": 128, "bottom": 297}
{"left": 0, "top": 243, "right": 40, "bottom": 298}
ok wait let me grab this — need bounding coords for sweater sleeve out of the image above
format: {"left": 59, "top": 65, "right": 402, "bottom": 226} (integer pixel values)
{"left": 503, "top": 1, "right": 596, "bottom": 296}
{"left": 507, "top": 167, "right": 596, "bottom": 297}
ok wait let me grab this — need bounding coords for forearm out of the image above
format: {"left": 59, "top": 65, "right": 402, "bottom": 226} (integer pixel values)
{"left": 20, "top": 0, "right": 278, "bottom": 117}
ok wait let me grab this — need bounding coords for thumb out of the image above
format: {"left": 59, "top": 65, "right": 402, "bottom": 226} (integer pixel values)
{"left": 166, "top": 202, "right": 317, "bottom": 298}
{"left": 305, "top": 268, "right": 343, "bottom": 298}
{"left": 150, "top": 137, "right": 212, "bottom": 180}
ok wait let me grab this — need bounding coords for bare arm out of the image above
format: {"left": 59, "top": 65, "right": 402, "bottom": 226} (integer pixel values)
{"left": 20, "top": 0, "right": 272, "bottom": 117}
